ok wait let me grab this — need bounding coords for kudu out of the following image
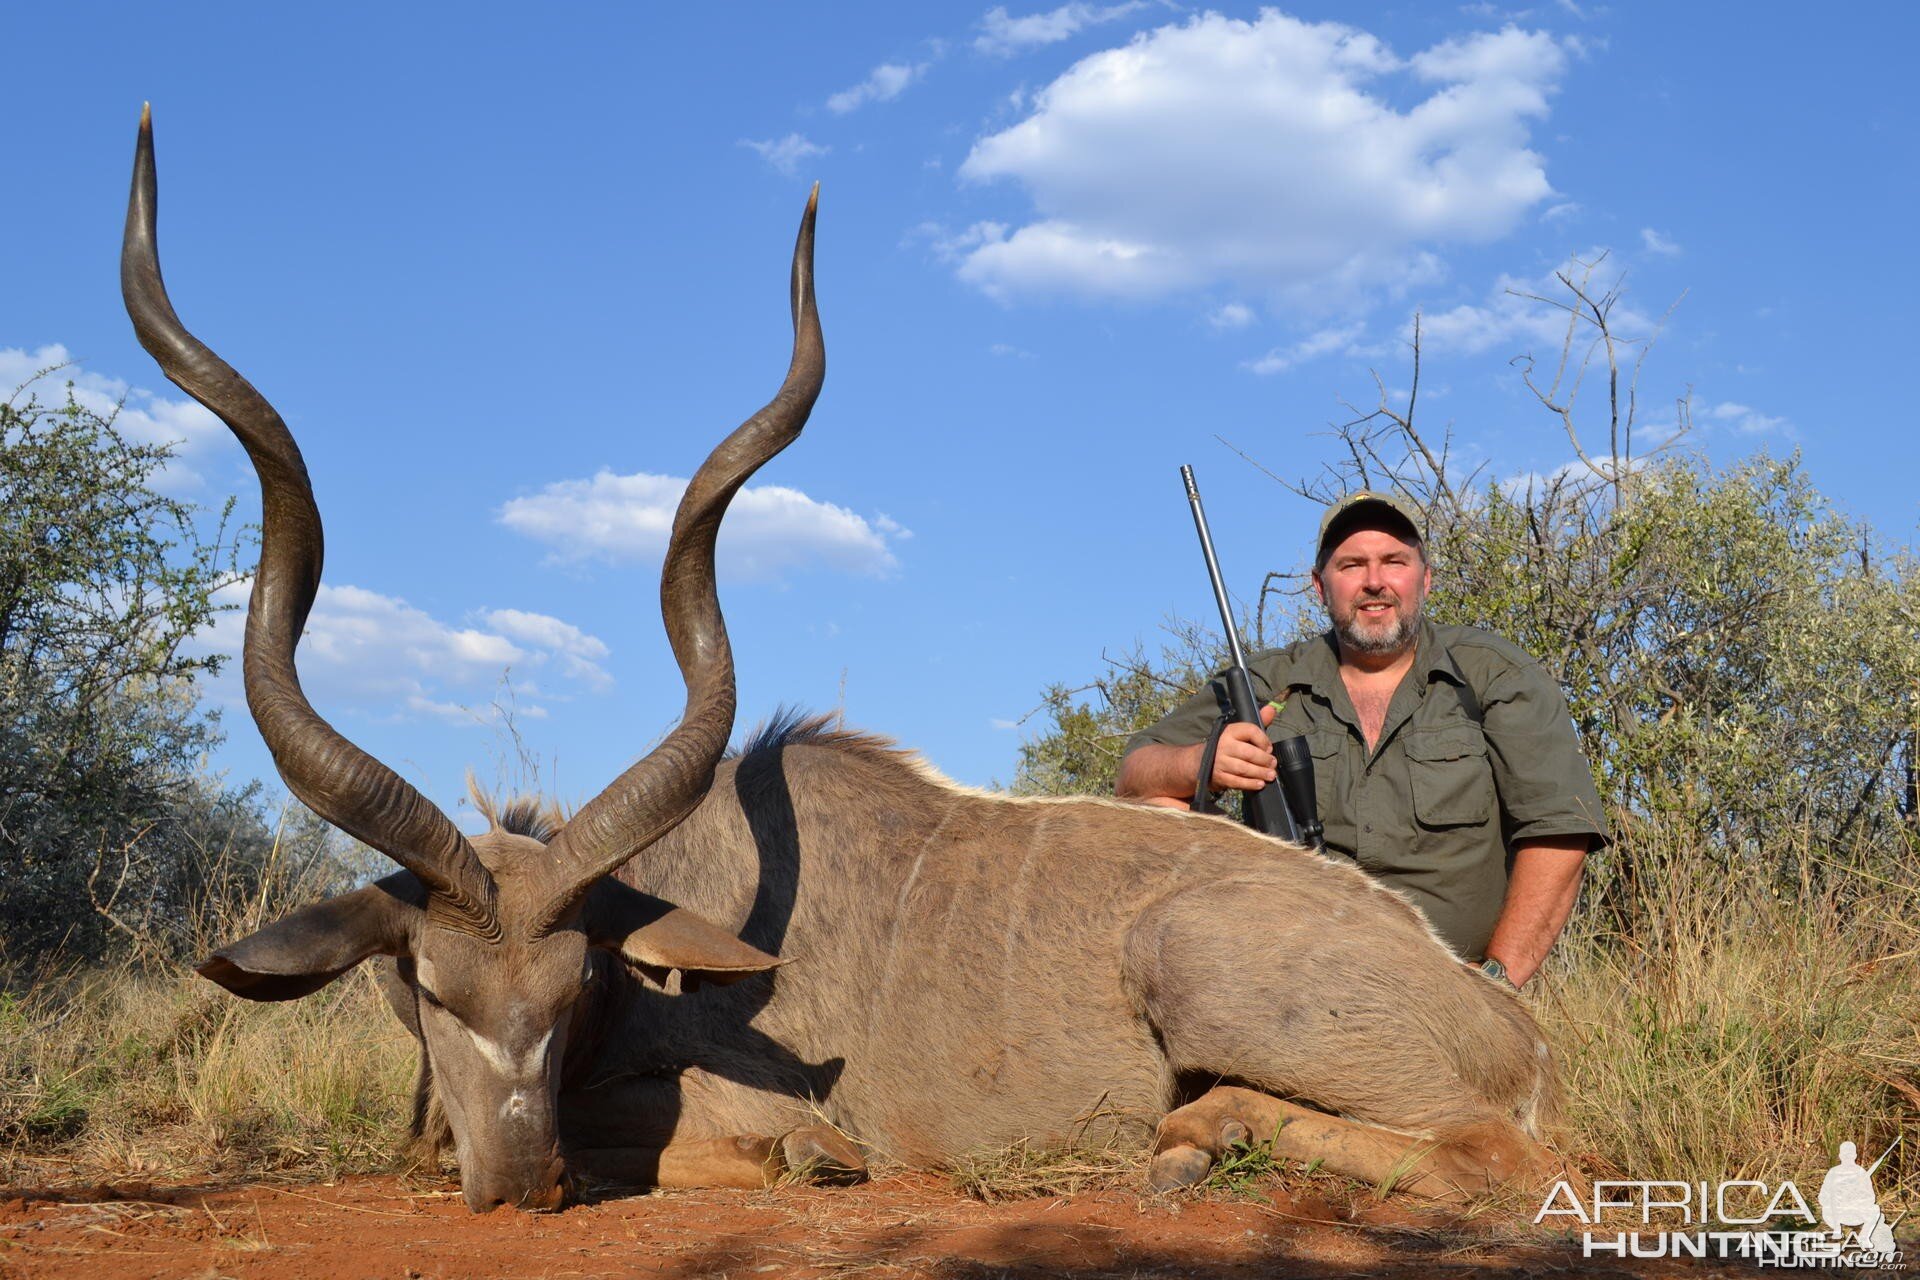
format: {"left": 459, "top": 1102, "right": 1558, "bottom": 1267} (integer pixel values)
{"left": 129, "top": 110, "right": 1576, "bottom": 1214}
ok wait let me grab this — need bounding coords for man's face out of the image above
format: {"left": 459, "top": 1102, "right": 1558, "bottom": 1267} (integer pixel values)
{"left": 1313, "top": 526, "right": 1430, "bottom": 658}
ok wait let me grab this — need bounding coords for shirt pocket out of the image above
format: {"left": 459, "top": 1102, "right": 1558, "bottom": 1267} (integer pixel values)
{"left": 1404, "top": 728, "right": 1492, "bottom": 828}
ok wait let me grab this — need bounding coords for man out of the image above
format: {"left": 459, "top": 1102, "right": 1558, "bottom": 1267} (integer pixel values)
{"left": 1115, "top": 491, "right": 1606, "bottom": 987}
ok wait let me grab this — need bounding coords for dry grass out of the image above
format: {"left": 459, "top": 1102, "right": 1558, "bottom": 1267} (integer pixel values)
{"left": 944, "top": 1138, "right": 1143, "bottom": 1203}
{"left": 1537, "top": 824, "right": 1920, "bottom": 1211}
{"left": 0, "top": 958, "right": 409, "bottom": 1186}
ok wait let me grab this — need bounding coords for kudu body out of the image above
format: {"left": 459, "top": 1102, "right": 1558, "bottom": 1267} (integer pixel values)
{"left": 539, "top": 716, "right": 1567, "bottom": 1200}
{"left": 128, "top": 111, "right": 1572, "bottom": 1212}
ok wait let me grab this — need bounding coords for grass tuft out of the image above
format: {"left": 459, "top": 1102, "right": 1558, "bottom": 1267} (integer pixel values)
{"left": 1201, "top": 1127, "right": 1285, "bottom": 1199}
{"left": 945, "top": 1139, "right": 1140, "bottom": 1203}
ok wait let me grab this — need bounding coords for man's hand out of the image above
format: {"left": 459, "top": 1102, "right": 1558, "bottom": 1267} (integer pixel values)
{"left": 1209, "top": 704, "right": 1278, "bottom": 793}
{"left": 1115, "top": 705, "right": 1278, "bottom": 807}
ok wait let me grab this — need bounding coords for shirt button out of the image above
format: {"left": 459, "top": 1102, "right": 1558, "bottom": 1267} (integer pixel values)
{"left": 1364, "top": 824, "right": 1373, "bottom": 833}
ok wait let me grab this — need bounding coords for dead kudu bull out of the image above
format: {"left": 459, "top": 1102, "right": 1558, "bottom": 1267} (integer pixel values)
{"left": 127, "top": 111, "right": 1576, "bottom": 1213}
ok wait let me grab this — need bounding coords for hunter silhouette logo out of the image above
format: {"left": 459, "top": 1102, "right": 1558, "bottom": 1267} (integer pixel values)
{"left": 1820, "top": 1141, "right": 1901, "bottom": 1257}
{"left": 1536, "top": 1137, "right": 1907, "bottom": 1266}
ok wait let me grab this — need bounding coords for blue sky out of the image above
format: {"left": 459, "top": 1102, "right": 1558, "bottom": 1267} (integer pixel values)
{"left": 6, "top": 2, "right": 1917, "bottom": 819}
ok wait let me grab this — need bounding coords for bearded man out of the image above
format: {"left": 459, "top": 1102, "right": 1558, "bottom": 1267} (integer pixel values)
{"left": 1115, "top": 491, "right": 1606, "bottom": 987}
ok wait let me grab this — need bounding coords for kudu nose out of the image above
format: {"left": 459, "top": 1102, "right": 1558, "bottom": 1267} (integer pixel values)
{"left": 461, "top": 1158, "right": 567, "bottom": 1214}
{"left": 521, "top": 1178, "right": 568, "bottom": 1213}
{"left": 462, "top": 1183, "right": 565, "bottom": 1214}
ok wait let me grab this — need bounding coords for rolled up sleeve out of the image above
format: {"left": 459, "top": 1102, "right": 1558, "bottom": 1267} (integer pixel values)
{"left": 1122, "top": 651, "right": 1294, "bottom": 759}
{"left": 1123, "top": 677, "right": 1234, "bottom": 758}
{"left": 1480, "top": 661, "right": 1609, "bottom": 850}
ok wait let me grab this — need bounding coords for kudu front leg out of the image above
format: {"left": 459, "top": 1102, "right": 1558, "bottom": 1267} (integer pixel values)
{"left": 571, "top": 1124, "right": 866, "bottom": 1191}
{"left": 1150, "top": 1085, "right": 1565, "bottom": 1203}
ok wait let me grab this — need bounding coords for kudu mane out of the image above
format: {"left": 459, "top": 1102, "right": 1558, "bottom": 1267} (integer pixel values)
{"left": 451, "top": 712, "right": 923, "bottom": 855}
{"left": 464, "top": 775, "right": 568, "bottom": 845}
{"left": 732, "top": 707, "right": 906, "bottom": 764}
{"left": 726, "top": 706, "right": 1463, "bottom": 961}
{"left": 449, "top": 712, "right": 922, "bottom": 853}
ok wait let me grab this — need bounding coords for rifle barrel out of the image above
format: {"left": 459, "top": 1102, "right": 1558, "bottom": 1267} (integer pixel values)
{"left": 1181, "top": 466, "right": 1252, "bottom": 673}
{"left": 1180, "top": 465, "right": 1301, "bottom": 844}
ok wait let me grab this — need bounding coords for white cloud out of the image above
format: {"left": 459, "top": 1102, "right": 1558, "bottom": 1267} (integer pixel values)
{"left": 954, "top": 13, "right": 1567, "bottom": 304}
{"left": 1208, "top": 302, "right": 1256, "bottom": 330}
{"left": 1541, "top": 201, "right": 1581, "bottom": 222}
{"left": 477, "top": 608, "right": 613, "bottom": 690}
{"left": 974, "top": 2, "right": 1150, "bottom": 57}
{"left": 827, "top": 62, "right": 928, "bottom": 113}
{"left": 497, "top": 470, "right": 907, "bottom": 579}
{"left": 918, "top": 219, "right": 1011, "bottom": 264}
{"left": 406, "top": 694, "right": 548, "bottom": 727}
{"left": 1705, "top": 400, "right": 1791, "bottom": 437}
{"left": 1417, "top": 280, "right": 1569, "bottom": 356}
{"left": 1415, "top": 258, "right": 1655, "bottom": 357}
{"left": 1243, "top": 321, "right": 1368, "bottom": 375}
{"left": 1561, "top": 32, "right": 1605, "bottom": 59}
{"left": 1641, "top": 226, "right": 1682, "bottom": 256}
{"left": 1496, "top": 455, "right": 1640, "bottom": 502}
{"left": 271, "top": 583, "right": 522, "bottom": 688}
{"left": 2, "top": 343, "right": 234, "bottom": 490}
{"left": 953, "top": 220, "right": 1190, "bottom": 299}
{"left": 190, "top": 581, "right": 610, "bottom": 725}
{"left": 741, "top": 133, "right": 828, "bottom": 178}
{"left": 477, "top": 607, "right": 607, "bottom": 659}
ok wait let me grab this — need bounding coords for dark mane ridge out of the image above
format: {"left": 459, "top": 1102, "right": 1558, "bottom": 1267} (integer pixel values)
{"left": 465, "top": 774, "right": 566, "bottom": 844}
{"left": 730, "top": 705, "right": 911, "bottom": 764}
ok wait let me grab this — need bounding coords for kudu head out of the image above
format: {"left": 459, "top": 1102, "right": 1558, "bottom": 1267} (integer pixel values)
{"left": 121, "top": 107, "right": 823, "bottom": 1211}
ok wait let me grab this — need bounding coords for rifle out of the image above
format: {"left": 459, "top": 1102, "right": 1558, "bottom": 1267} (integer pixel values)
{"left": 1180, "top": 466, "right": 1324, "bottom": 849}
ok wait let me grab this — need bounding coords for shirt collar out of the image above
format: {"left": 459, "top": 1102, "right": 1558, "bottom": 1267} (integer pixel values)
{"left": 1294, "top": 617, "right": 1464, "bottom": 693}
{"left": 1417, "top": 619, "right": 1469, "bottom": 686}
{"left": 1288, "top": 629, "right": 1344, "bottom": 696}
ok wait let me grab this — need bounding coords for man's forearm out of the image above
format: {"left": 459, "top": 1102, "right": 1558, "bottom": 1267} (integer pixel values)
{"left": 1114, "top": 743, "right": 1203, "bottom": 807}
{"left": 1484, "top": 839, "right": 1588, "bottom": 987}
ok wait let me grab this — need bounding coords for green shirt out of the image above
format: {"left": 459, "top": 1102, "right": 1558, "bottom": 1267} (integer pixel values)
{"left": 1123, "top": 620, "right": 1607, "bottom": 959}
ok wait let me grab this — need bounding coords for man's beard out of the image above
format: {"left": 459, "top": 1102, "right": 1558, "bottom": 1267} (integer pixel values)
{"left": 1333, "top": 593, "right": 1421, "bottom": 656}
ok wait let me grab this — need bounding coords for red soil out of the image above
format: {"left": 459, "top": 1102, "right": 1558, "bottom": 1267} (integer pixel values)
{"left": 0, "top": 1171, "right": 1757, "bottom": 1279}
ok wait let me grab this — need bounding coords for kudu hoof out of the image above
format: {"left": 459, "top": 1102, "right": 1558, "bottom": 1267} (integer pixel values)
{"left": 779, "top": 1124, "right": 868, "bottom": 1185}
{"left": 1148, "top": 1144, "right": 1215, "bottom": 1192}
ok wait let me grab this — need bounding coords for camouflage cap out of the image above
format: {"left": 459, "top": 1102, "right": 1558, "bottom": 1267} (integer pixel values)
{"left": 1315, "top": 490, "right": 1425, "bottom": 564}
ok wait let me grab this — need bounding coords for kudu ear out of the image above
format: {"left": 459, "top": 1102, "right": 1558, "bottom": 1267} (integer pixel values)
{"left": 197, "top": 872, "right": 424, "bottom": 1002}
{"left": 584, "top": 878, "right": 782, "bottom": 988}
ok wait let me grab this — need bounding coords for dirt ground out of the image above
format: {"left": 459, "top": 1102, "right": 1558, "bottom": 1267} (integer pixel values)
{"left": 0, "top": 1169, "right": 1781, "bottom": 1280}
